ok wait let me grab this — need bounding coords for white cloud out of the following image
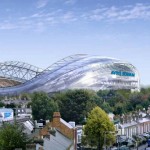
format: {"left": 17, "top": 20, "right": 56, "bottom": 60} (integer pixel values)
{"left": 31, "top": 13, "right": 44, "bottom": 18}
{"left": 65, "top": 0, "right": 76, "bottom": 5}
{"left": 0, "top": 10, "right": 77, "bottom": 31}
{"left": 61, "top": 12, "right": 77, "bottom": 22}
{"left": 0, "top": 21, "right": 17, "bottom": 30}
{"left": 0, "top": 3, "right": 150, "bottom": 32}
{"left": 36, "top": 0, "right": 49, "bottom": 8}
{"left": 85, "top": 3, "right": 150, "bottom": 22}
{"left": 34, "top": 22, "right": 45, "bottom": 32}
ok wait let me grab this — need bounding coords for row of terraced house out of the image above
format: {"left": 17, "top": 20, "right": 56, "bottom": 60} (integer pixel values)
{"left": 115, "top": 109, "right": 150, "bottom": 138}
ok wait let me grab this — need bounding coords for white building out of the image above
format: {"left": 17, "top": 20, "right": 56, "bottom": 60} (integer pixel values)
{"left": 117, "top": 113, "right": 150, "bottom": 138}
{"left": 0, "top": 108, "right": 14, "bottom": 122}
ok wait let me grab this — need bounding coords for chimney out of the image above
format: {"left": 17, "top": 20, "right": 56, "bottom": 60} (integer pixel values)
{"left": 52, "top": 112, "right": 61, "bottom": 128}
{"left": 53, "top": 112, "right": 61, "bottom": 119}
{"left": 124, "top": 115, "right": 128, "bottom": 124}
{"left": 132, "top": 113, "right": 136, "bottom": 121}
{"left": 135, "top": 112, "right": 139, "bottom": 122}
{"left": 120, "top": 116, "right": 124, "bottom": 124}
{"left": 128, "top": 115, "right": 132, "bottom": 123}
{"left": 143, "top": 108, "right": 146, "bottom": 114}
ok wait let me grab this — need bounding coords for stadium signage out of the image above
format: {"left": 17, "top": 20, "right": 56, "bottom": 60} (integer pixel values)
{"left": 0, "top": 112, "right": 13, "bottom": 121}
{"left": 111, "top": 71, "right": 135, "bottom": 77}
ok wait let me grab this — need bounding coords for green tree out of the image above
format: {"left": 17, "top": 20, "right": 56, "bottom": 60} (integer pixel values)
{"left": 97, "top": 90, "right": 109, "bottom": 101}
{"left": 100, "top": 102, "right": 114, "bottom": 113}
{"left": 83, "top": 106, "right": 115, "bottom": 150}
{"left": 31, "top": 92, "right": 58, "bottom": 120}
{"left": 53, "top": 89, "right": 100, "bottom": 124}
{"left": 116, "top": 89, "right": 130, "bottom": 100}
{"left": 129, "top": 93, "right": 143, "bottom": 110}
{"left": 20, "top": 93, "right": 31, "bottom": 100}
{"left": 0, "top": 96, "right": 5, "bottom": 101}
{"left": 141, "top": 100, "right": 150, "bottom": 109}
{"left": 125, "top": 101, "right": 134, "bottom": 112}
{"left": 27, "top": 101, "right": 32, "bottom": 108}
{"left": 5, "top": 103, "right": 16, "bottom": 109}
{"left": 0, "top": 102, "right": 5, "bottom": 107}
{"left": 113, "top": 102, "right": 125, "bottom": 115}
{"left": 0, "top": 123, "right": 28, "bottom": 150}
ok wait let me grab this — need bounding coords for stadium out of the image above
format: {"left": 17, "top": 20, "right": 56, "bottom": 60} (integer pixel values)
{"left": 0, "top": 54, "right": 140, "bottom": 96}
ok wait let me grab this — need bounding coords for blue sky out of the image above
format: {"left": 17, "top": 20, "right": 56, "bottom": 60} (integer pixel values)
{"left": 0, "top": 0, "right": 150, "bottom": 86}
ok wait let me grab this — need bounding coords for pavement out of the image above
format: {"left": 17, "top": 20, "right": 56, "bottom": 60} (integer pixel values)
{"left": 131, "top": 144, "right": 148, "bottom": 150}
{"left": 111, "top": 144, "right": 148, "bottom": 150}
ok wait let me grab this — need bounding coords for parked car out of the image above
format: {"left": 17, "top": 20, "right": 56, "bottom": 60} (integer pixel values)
{"left": 133, "top": 135, "right": 147, "bottom": 145}
{"left": 126, "top": 137, "right": 136, "bottom": 147}
{"left": 111, "top": 146, "right": 129, "bottom": 150}
{"left": 119, "top": 145, "right": 130, "bottom": 150}
{"left": 111, "top": 147, "right": 118, "bottom": 150}
{"left": 148, "top": 139, "right": 150, "bottom": 147}
{"left": 142, "top": 133, "right": 150, "bottom": 139}
{"left": 138, "top": 135, "right": 147, "bottom": 144}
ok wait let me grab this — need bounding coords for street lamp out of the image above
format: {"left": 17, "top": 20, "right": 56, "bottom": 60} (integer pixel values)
{"left": 117, "top": 135, "right": 120, "bottom": 150}
{"left": 136, "top": 140, "right": 139, "bottom": 150}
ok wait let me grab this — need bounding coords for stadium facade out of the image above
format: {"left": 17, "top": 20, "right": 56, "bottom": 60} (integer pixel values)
{"left": 0, "top": 54, "right": 140, "bottom": 96}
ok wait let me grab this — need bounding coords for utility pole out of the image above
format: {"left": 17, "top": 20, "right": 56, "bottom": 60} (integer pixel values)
{"left": 98, "top": 134, "right": 101, "bottom": 150}
{"left": 136, "top": 141, "right": 138, "bottom": 150}
{"left": 117, "top": 135, "right": 120, "bottom": 150}
{"left": 74, "top": 128, "right": 77, "bottom": 150}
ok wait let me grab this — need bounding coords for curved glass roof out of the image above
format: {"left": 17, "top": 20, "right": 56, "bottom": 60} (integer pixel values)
{"left": 0, "top": 61, "right": 43, "bottom": 83}
{"left": 0, "top": 54, "right": 140, "bottom": 95}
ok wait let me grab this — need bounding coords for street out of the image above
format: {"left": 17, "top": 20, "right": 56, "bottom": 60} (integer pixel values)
{"left": 131, "top": 144, "right": 148, "bottom": 150}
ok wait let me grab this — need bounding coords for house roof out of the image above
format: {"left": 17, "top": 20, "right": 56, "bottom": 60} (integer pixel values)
{"left": 120, "top": 121, "right": 137, "bottom": 128}
{"left": 0, "top": 108, "right": 13, "bottom": 112}
{"left": 44, "top": 129, "right": 73, "bottom": 150}
{"left": 60, "top": 118, "right": 73, "bottom": 129}
{"left": 138, "top": 118, "right": 150, "bottom": 123}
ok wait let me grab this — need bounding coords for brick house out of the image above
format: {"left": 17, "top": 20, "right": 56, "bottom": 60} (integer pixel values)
{"left": 38, "top": 112, "right": 76, "bottom": 150}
